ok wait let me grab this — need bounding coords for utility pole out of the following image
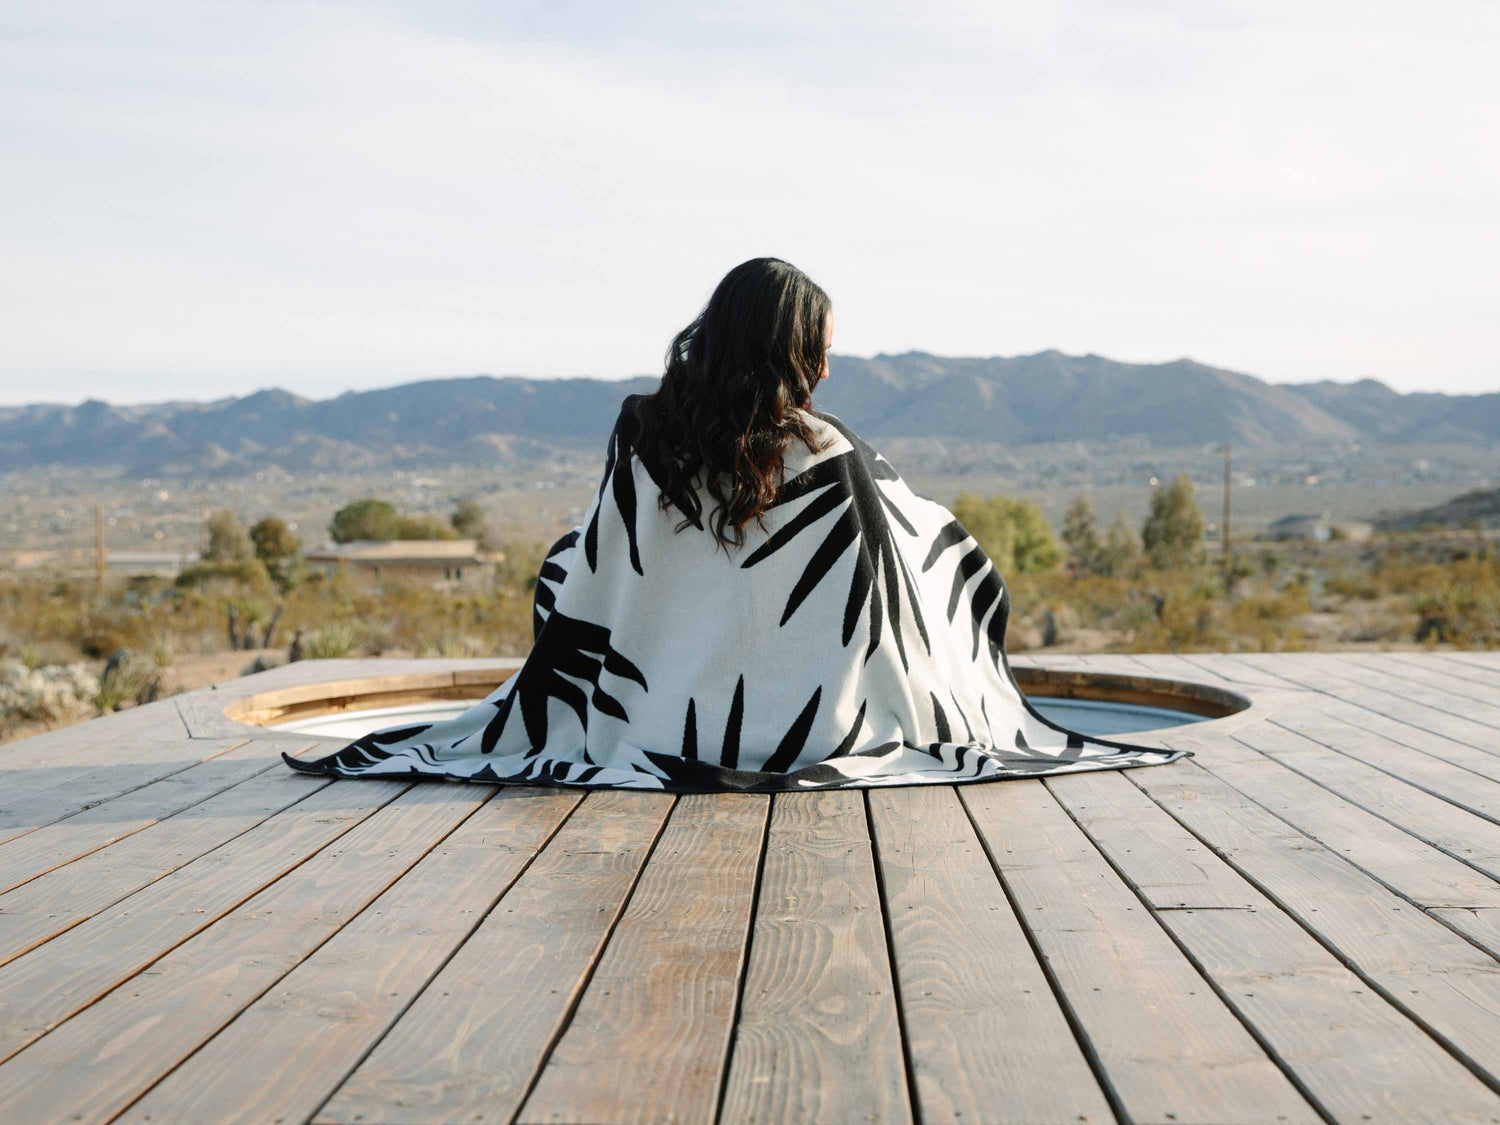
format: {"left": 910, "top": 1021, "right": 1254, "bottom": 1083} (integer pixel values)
{"left": 1222, "top": 443, "right": 1232, "bottom": 582}
{"left": 95, "top": 505, "right": 105, "bottom": 594}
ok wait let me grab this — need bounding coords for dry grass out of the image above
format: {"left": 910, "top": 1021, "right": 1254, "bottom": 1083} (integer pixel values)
{"left": 2, "top": 530, "right": 1495, "bottom": 742}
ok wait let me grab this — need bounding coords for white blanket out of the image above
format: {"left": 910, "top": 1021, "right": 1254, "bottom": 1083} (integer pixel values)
{"left": 283, "top": 397, "right": 1191, "bottom": 790}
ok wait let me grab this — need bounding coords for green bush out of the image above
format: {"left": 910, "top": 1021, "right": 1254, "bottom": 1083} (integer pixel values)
{"left": 175, "top": 559, "right": 273, "bottom": 594}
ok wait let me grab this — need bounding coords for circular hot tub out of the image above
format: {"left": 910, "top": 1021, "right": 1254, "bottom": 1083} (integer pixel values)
{"left": 227, "top": 665, "right": 1249, "bottom": 740}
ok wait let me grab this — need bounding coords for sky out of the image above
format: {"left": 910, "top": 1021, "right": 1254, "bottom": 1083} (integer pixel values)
{"left": 2, "top": 0, "right": 1497, "bottom": 405}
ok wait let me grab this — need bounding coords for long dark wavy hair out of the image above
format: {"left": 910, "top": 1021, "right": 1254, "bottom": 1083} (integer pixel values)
{"left": 631, "top": 257, "right": 834, "bottom": 552}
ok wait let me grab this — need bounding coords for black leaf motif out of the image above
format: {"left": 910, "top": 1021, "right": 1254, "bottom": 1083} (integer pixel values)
{"left": 533, "top": 529, "right": 579, "bottom": 640}
{"left": 581, "top": 398, "right": 703, "bottom": 577}
{"left": 741, "top": 414, "right": 930, "bottom": 669}
{"left": 827, "top": 698, "right": 869, "bottom": 758}
{"left": 762, "top": 686, "right": 822, "bottom": 773}
{"left": 682, "top": 697, "right": 698, "bottom": 761}
{"left": 948, "top": 689, "right": 976, "bottom": 742}
{"left": 931, "top": 692, "right": 951, "bottom": 743}
{"left": 924, "top": 518, "right": 1010, "bottom": 670}
{"left": 721, "top": 674, "right": 746, "bottom": 770}
{"left": 584, "top": 422, "right": 641, "bottom": 574}
{"left": 477, "top": 610, "right": 646, "bottom": 756}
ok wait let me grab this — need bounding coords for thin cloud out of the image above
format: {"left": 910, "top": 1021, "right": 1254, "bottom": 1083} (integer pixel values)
{"left": 1, "top": 0, "right": 1496, "bottom": 404}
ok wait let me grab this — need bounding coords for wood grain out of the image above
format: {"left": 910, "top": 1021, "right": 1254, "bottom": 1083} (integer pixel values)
{"left": 0, "top": 760, "right": 357, "bottom": 968}
{"left": 719, "top": 790, "right": 910, "bottom": 1125}
{"left": 0, "top": 778, "right": 407, "bottom": 1064}
{"left": 0, "top": 784, "right": 484, "bottom": 1124}
{"left": 961, "top": 776, "right": 1320, "bottom": 1124}
{"left": 116, "top": 786, "right": 581, "bottom": 1125}
{"left": 518, "top": 792, "right": 768, "bottom": 1125}
{"left": 1187, "top": 726, "right": 1500, "bottom": 932}
{"left": 1130, "top": 744, "right": 1500, "bottom": 1085}
{"left": 0, "top": 740, "right": 313, "bottom": 894}
{"left": 867, "top": 784, "right": 1115, "bottom": 1125}
{"left": 1051, "top": 766, "right": 1500, "bottom": 1122}
{"left": 314, "top": 790, "right": 676, "bottom": 1125}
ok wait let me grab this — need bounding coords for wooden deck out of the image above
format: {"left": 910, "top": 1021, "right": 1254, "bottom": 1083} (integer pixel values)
{"left": 4, "top": 653, "right": 1500, "bottom": 1123}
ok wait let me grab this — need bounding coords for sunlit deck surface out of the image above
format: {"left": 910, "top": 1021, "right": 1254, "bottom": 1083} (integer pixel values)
{"left": 4, "top": 652, "right": 1500, "bottom": 1123}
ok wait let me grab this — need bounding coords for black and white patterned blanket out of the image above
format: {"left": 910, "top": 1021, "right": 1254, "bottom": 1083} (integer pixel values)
{"left": 282, "top": 397, "right": 1191, "bottom": 790}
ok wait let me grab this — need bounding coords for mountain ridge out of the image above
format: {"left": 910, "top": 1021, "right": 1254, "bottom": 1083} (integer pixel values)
{"left": 2, "top": 351, "right": 1493, "bottom": 475}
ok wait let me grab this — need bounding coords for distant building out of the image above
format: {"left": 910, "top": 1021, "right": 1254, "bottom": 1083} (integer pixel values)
{"left": 1266, "top": 513, "right": 1372, "bottom": 542}
{"left": 304, "top": 539, "right": 503, "bottom": 589}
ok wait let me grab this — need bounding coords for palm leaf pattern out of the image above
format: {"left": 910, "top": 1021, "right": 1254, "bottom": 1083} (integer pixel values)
{"left": 473, "top": 609, "right": 647, "bottom": 756}
{"left": 582, "top": 400, "right": 701, "bottom": 576}
{"left": 921, "top": 518, "right": 1009, "bottom": 669}
{"left": 532, "top": 528, "right": 579, "bottom": 639}
{"left": 741, "top": 414, "right": 930, "bottom": 670}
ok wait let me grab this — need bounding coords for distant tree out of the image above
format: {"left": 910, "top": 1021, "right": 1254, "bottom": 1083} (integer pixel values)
{"left": 451, "top": 497, "right": 487, "bottom": 541}
{"left": 1095, "top": 513, "right": 1142, "bottom": 577}
{"left": 250, "top": 516, "right": 302, "bottom": 591}
{"left": 329, "top": 499, "right": 399, "bottom": 543}
{"left": 1141, "top": 474, "right": 1205, "bottom": 569}
{"left": 250, "top": 516, "right": 300, "bottom": 562}
{"left": 1062, "top": 494, "right": 1101, "bottom": 573}
{"left": 952, "top": 493, "right": 1063, "bottom": 575}
{"left": 203, "top": 509, "right": 254, "bottom": 562}
{"left": 394, "top": 513, "right": 457, "bottom": 540}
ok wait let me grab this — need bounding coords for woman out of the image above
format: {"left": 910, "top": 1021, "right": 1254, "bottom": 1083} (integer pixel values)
{"left": 283, "top": 258, "right": 1190, "bottom": 790}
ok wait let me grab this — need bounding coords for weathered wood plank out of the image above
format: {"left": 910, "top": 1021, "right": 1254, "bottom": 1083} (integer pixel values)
{"left": 866, "top": 784, "right": 1115, "bottom": 1125}
{"left": 719, "top": 791, "right": 910, "bottom": 1125}
{"left": 0, "top": 737, "right": 250, "bottom": 845}
{"left": 1313, "top": 653, "right": 1500, "bottom": 722}
{"left": 0, "top": 764, "right": 348, "bottom": 968}
{"left": 961, "top": 776, "right": 1319, "bottom": 1124}
{"left": 1364, "top": 651, "right": 1500, "bottom": 696}
{"left": 1428, "top": 652, "right": 1500, "bottom": 677}
{"left": 312, "top": 790, "right": 675, "bottom": 1125}
{"left": 1233, "top": 653, "right": 1500, "bottom": 747}
{"left": 0, "top": 740, "right": 313, "bottom": 894}
{"left": 0, "top": 784, "right": 484, "bottom": 1124}
{"left": 0, "top": 698, "right": 187, "bottom": 768}
{"left": 0, "top": 778, "right": 407, "bottom": 1064}
{"left": 1129, "top": 745, "right": 1500, "bottom": 1085}
{"left": 1236, "top": 719, "right": 1500, "bottom": 883}
{"left": 115, "top": 787, "right": 582, "bottom": 1125}
{"left": 1272, "top": 704, "right": 1500, "bottom": 805}
{"left": 1247, "top": 681, "right": 1500, "bottom": 790}
{"left": 1050, "top": 767, "right": 1500, "bottom": 1122}
{"left": 518, "top": 792, "right": 768, "bottom": 1125}
{"left": 1186, "top": 725, "right": 1500, "bottom": 952}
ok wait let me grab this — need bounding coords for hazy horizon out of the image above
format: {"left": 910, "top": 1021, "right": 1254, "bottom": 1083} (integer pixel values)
{"left": 0, "top": 347, "right": 1460, "bottom": 410}
{"left": 4, "top": 1, "right": 1497, "bottom": 405}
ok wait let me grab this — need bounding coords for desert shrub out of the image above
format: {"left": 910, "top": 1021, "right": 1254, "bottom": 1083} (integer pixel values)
{"left": 1130, "top": 589, "right": 1225, "bottom": 653}
{"left": 93, "top": 653, "right": 156, "bottom": 713}
{"left": 0, "top": 660, "right": 99, "bottom": 723}
{"left": 175, "top": 559, "right": 273, "bottom": 594}
{"left": 203, "top": 509, "right": 255, "bottom": 562}
{"left": 300, "top": 622, "right": 364, "bottom": 659}
{"left": 1413, "top": 578, "right": 1500, "bottom": 645}
{"left": 1325, "top": 570, "right": 1381, "bottom": 601}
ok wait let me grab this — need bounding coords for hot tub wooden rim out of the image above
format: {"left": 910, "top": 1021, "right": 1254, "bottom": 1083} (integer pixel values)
{"left": 224, "top": 664, "right": 1250, "bottom": 727}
